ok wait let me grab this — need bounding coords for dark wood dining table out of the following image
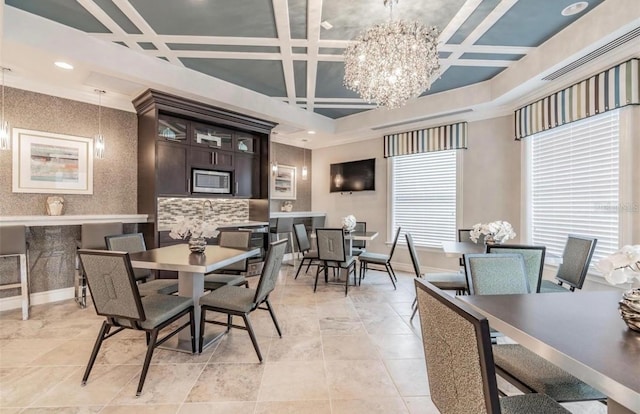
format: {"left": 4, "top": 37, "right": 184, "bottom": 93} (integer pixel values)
{"left": 458, "top": 291, "right": 640, "bottom": 414}
{"left": 130, "top": 244, "right": 260, "bottom": 352}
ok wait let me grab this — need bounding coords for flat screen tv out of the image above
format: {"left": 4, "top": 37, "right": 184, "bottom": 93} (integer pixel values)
{"left": 330, "top": 158, "right": 375, "bottom": 193}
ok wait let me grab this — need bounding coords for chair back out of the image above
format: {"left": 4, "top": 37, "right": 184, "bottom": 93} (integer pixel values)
{"left": 316, "top": 228, "right": 347, "bottom": 262}
{"left": 293, "top": 223, "right": 311, "bottom": 252}
{"left": 556, "top": 235, "right": 597, "bottom": 290}
{"left": 253, "top": 239, "right": 287, "bottom": 304}
{"left": 352, "top": 222, "right": 366, "bottom": 248}
{"left": 415, "top": 279, "right": 500, "bottom": 414}
{"left": 105, "top": 233, "right": 151, "bottom": 281}
{"left": 217, "top": 230, "right": 251, "bottom": 272}
{"left": 464, "top": 253, "right": 529, "bottom": 295}
{"left": 78, "top": 249, "right": 145, "bottom": 322}
{"left": 388, "top": 226, "right": 402, "bottom": 259}
{"left": 487, "top": 244, "right": 545, "bottom": 293}
{"left": 458, "top": 228, "right": 484, "bottom": 244}
{"left": 311, "top": 215, "right": 326, "bottom": 232}
{"left": 274, "top": 217, "right": 294, "bottom": 234}
{"left": 81, "top": 222, "right": 123, "bottom": 249}
{"left": 405, "top": 233, "right": 422, "bottom": 278}
{"left": 0, "top": 225, "right": 27, "bottom": 255}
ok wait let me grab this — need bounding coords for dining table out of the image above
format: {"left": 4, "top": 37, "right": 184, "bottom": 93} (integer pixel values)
{"left": 130, "top": 244, "right": 260, "bottom": 352}
{"left": 458, "top": 291, "right": 640, "bottom": 414}
{"left": 345, "top": 230, "right": 379, "bottom": 256}
{"left": 441, "top": 240, "right": 563, "bottom": 265}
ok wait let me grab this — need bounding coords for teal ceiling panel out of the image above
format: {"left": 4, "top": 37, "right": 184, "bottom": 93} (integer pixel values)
{"left": 422, "top": 66, "right": 506, "bottom": 96}
{"left": 7, "top": 0, "right": 110, "bottom": 33}
{"left": 446, "top": 0, "right": 500, "bottom": 44}
{"left": 294, "top": 61, "right": 307, "bottom": 98}
{"left": 315, "top": 62, "right": 360, "bottom": 99}
{"left": 289, "top": 0, "right": 308, "bottom": 39}
{"left": 460, "top": 52, "right": 524, "bottom": 61}
{"left": 167, "top": 44, "right": 280, "bottom": 53}
{"left": 94, "top": 0, "right": 141, "bottom": 34}
{"left": 314, "top": 107, "right": 370, "bottom": 119}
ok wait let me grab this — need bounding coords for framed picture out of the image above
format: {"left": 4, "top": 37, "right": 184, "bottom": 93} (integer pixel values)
{"left": 12, "top": 128, "right": 94, "bottom": 194}
{"left": 271, "top": 164, "right": 296, "bottom": 200}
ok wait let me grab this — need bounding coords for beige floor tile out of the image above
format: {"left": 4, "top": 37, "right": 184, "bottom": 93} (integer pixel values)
{"left": 29, "top": 339, "right": 96, "bottom": 366}
{"left": 266, "top": 335, "right": 323, "bottom": 361}
{"left": 404, "top": 396, "right": 440, "bottom": 414}
{"left": 331, "top": 397, "right": 409, "bottom": 414}
{"left": 318, "top": 316, "right": 365, "bottom": 336}
{"left": 186, "top": 363, "right": 264, "bottom": 402}
{"left": 0, "top": 338, "right": 68, "bottom": 366}
{"left": 279, "top": 315, "right": 321, "bottom": 336}
{"left": 209, "top": 331, "right": 271, "bottom": 363}
{"left": 368, "top": 334, "right": 424, "bottom": 360}
{"left": 19, "top": 407, "right": 103, "bottom": 414}
{"left": 363, "top": 315, "right": 414, "bottom": 335}
{"left": 257, "top": 361, "right": 329, "bottom": 401}
{"left": 0, "top": 365, "right": 77, "bottom": 407}
{"left": 315, "top": 301, "right": 358, "bottom": 318}
{"left": 321, "top": 334, "right": 380, "bottom": 360}
{"left": 255, "top": 400, "right": 331, "bottom": 414}
{"left": 178, "top": 402, "right": 257, "bottom": 414}
{"left": 384, "top": 359, "right": 429, "bottom": 396}
{"left": 99, "top": 405, "right": 180, "bottom": 414}
{"left": 325, "top": 360, "right": 399, "bottom": 399}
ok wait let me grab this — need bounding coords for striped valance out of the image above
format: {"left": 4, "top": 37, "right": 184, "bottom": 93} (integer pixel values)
{"left": 384, "top": 122, "right": 467, "bottom": 158}
{"left": 515, "top": 58, "right": 639, "bottom": 139}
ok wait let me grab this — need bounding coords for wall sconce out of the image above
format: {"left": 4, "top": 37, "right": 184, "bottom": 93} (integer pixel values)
{"left": 94, "top": 89, "right": 106, "bottom": 159}
{"left": 0, "top": 67, "right": 11, "bottom": 151}
{"left": 271, "top": 141, "right": 278, "bottom": 176}
{"left": 301, "top": 139, "right": 308, "bottom": 180}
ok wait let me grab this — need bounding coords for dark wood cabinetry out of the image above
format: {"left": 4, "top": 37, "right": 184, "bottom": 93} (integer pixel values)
{"left": 156, "top": 140, "right": 189, "bottom": 196}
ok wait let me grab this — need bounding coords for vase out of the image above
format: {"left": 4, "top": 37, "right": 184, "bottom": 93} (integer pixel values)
{"left": 484, "top": 235, "right": 498, "bottom": 245}
{"left": 188, "top": 236, "right": 207, "bottom": 254}
{"left": 619, "top": 288, "right": 640, "bottom": 332}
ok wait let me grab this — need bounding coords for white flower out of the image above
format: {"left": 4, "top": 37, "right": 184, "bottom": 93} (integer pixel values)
{"left": 342, "top": 215, "right": 357, "bottom": 231}
{"left": 469, "top": 221, "right": 516, "bottom": 244}
{"left": 169, "top": 216, "right": 219, "bottom": 240}
{"left": 596, "top": 244, "right": 640, "bottom": 285}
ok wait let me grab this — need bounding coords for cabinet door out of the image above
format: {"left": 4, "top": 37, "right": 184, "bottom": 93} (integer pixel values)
{"left": 235, "top": 153, "right": 259, "bottom": 198}
{"left": 157, "top": 115, "right": 188, "bottom": 143}
{"left": 157, "top": 141, "right": 189, "bottom": 195}
{"left": 235, "top": 132, "right": 259, "bottom": 155}
{"left": 190, "top": 147, "right": 234, "bottom": 169}
{"left": 192, "top": 122, "right": 234, "bottom": 150}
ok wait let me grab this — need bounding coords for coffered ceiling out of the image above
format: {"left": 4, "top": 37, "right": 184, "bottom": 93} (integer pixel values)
{"left": 2, "top": 0, "right": 639, "bottom": 147}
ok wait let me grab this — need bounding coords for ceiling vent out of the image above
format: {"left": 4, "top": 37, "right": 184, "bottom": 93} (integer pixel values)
{"left": 371, "top": 108, "right": 473, "bottom": 130}
{"left": 542, "top": 26, "right": 640, "bottom": 81}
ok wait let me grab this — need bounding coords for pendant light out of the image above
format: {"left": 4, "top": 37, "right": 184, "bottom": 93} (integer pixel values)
{"left": 94, "top": 89, "right": 106, "bottom": 159}
{"left": 0, "top": 67, "right": 11, "bottom": 151}
{"left": 271, "top": 140, "right": 278, "bottom": 176}
{"left": 301, "top": 139, "right": 308, "bottom": 180}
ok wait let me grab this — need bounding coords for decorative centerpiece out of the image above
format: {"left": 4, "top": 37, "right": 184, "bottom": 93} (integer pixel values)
{"left": 169, "top": 216, "right": 219, "bottom": 254}
{"left": 342, "top": 214, "right": 357, "bottom": 232}
{"left": 469, "top": 221, "right": 516, "bottom": 245}
{"left": 596, "top": 244, "right": 640, "bottom": 332}
{"left": 46, "top": 196, "right": 64, "bottom": 216}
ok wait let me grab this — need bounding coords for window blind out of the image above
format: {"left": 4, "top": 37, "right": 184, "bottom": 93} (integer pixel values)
{"left": 391, "top": 150, "right": 457, "bottom": 248}
{"left": 529, "top": 110, "right": 619, "bottom": 265}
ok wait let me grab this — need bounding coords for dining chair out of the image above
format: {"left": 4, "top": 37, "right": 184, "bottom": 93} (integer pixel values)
{"left": 357, "top": 226, "right": 400, "bottom": 289}
{"left": 78, "top": 249, "right": 195, "bottom": 396}
{"left": 75, "top": 222, "right": 123, "bottom": 307}
{"left": 415, "top": 279, "right": 571, "bottom": 414}
{"left": 407, "top": 232, "right": 467, "bottom": 321}
{"left": 292, "top": 223, "right": 319, "bottom": 279}
{"left": 486, "top": 245, "right": 546, "bottom": 293}
{"left": 269, "top": 217, "right": 296, "bottom": 265}
{"left": 199, "top": 239, "right": 287, "bottom": 359}
{"left": 203, "top": 230, "right": 251, "bottom": 291}
{"left": 464, "top": 253, "right": 530, "bottom": 295}
{"left": 0, "top": 225, "right": 30, "bottom": 320}
{"left": 350, "top": 221, "right": 367, "bottom": 256}
{"left": 105, "top": 233, "right": 179, "bottom": 296}
{"left": 315, "top": 228, "right": 358, "bottom": 296}
{"left": 457, "top": 228, "right": 484, "bottom": 267}
{"left": 539, "top": 234, "right": 597, "bottom": 292}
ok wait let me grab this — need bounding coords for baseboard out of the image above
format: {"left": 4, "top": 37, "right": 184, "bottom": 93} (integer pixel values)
{"left": 0, "top": 287, "right": 75, "bottom": 312}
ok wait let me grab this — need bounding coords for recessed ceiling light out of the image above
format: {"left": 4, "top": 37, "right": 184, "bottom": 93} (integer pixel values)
{"left": 320, "top": 21, "right": 333, "bottom": 30}
{"left": 307, "top": 130, "right": 316, "bottom": 134}
{"left": 561, "top": 1, "right": 589, "bottom": 16}
{"left": 54, "top": 61, "right": 74, "bottom": 70}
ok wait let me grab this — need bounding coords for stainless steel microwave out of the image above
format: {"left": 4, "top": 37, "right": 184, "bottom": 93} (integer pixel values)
{"left": 192, "top": 169, "right": 231, "bottom": 194}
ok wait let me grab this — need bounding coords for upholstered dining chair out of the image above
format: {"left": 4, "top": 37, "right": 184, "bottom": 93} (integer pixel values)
{"left": 464, "top": 253, "right": 530, "bottom": 295}
{"left": 199, "top": 239, "right": 287, "bottom": 360}
{"left": 0, "top": 225, "right": 30, "bottom": 320}
{"left": 76, "top": 222, "right": 123, "bottom": 307}
{"left": 78, "top": 249, "right": 195, "bottom": 396}
{"left": 105, "top": 233, "right": 179, "bottom": 296}
{"left": 315, "top": 228, "right": 358, "bottom": 296}
{"left": 415, "top": 279, "right": 571, "bottom": 414}
{"left": 269, "top": 217, "right": 295, "bottom": 265}
{"left": 357, "top": 226, "right": 401, "bottom": 289}
{"left": 292, "top": 223, "right": 319, "bottom": 279}
{"left": 350, "top": 221, "right": 367, "bottom": 256}
{"left": 457, "top": 228, "right": 484, "bottom": 267}
{"left": 487, "top": 245, "right": 546, "bottom": 293}
{"left": 203, "top": 230, "right": 251, "bottom": 291}
{"left": 407, "top": 232, "right": 467, "bottom": 321}
{"left": 539, "top": 234, "right": 597, "bottom": 292}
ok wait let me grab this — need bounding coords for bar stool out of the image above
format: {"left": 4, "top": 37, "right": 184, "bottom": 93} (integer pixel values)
{"left": 269, "top": 217, "right": 296, "bottom": 265}
{"left": 0, "top": 226, "right": 30, "bottom": 320}
{"left": 75, "top": 222, "right": 123, "bottom": 307}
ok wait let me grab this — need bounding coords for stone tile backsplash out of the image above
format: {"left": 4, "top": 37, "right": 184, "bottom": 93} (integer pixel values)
{"left": 158, "top": 197, "right": 249, "bottom": 230}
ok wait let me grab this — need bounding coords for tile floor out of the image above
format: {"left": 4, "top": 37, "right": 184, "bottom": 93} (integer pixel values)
{"left": 0, "top": 265, "right": 606, "bottom": 413}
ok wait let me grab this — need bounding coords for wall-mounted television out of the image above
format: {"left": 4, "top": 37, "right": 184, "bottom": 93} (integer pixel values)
{"left": 330, "top": 158, "right": 376, "bottom": 193}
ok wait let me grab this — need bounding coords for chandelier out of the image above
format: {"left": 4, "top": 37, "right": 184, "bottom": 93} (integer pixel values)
{"left": 343, "top": 0, "right": 440, "bottom": 109}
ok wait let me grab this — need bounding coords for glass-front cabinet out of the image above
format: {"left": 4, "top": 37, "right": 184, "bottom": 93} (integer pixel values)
{"left": 235, "top": 132, "right": 259, "bottom": 155}
{"left": 192, "top": 122, "right": 234, "bottom": 150}
{"left": 157, "top": 116, "right": 187, "bottom": 142}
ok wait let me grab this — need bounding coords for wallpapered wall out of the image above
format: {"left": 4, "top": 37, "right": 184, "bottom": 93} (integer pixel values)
{"left": 270, "top": 142, "right": 312, "bottom": 212}
{"left": 0, "top": 87, "right": 138, "bottom": 216}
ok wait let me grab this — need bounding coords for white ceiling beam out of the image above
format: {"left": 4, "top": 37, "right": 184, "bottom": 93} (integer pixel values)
{"left": 272, "top": 0, "right": 297, "bottom": 105}
{"left": 305, "top": 0, "right": 323, "bottom": 112}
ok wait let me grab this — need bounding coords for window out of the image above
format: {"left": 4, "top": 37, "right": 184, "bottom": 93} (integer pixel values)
{"left": 390, "top": 150, "right": 457, "bottom": 248}
{"left": 527, "top": 110, "right": 619, "bottom": 265}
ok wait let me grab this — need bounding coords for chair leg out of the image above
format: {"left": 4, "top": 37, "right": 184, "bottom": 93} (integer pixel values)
{"left": 265, "top": 299, "right": 282, "bottom": 337}
{"left": 314, "top": 263, "right": 323, "bottom": 292}
{"left": 294, "top": 259, "right": 305, "bottom": 279}
{"left": 388, "top": 263, "right": 398, "bottom": 282}
{"left": 242, "top": 314, "right": 262, "bottom": 362}
{"left": 137, "top": 329, "right": 158, "bottom": 396}
{"left": 305, "top": 259, "right": 313, "bottom": 273}
{"left": 189, "top": 308, "right": 196, "bottom": 354}
{"left": 227, "top": 314, "right": 233, "bottom": 331}
{"left": 410, "top": 302, "right": 419, "bottom": 322}
{"left": 82, "top": 321, "right": 109, "bottom": 386}
{"left": 199, "top": 308, "right": 206, "bottom": 353}
{"left": 385, "top": 264, "right": 397, "bottom": 290}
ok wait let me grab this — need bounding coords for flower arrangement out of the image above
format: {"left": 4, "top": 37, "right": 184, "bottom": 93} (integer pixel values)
{"left": 469, "top": 221, "right": 516, "bottom": 244}
{"left": 342, "top": 214, "right": 357, "bottom": 232}
{"left": 595, "top": 245, "right": 640, "bottom": 285}
{"left": 169, "top": 216, "right": 219, "bottom": 240}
